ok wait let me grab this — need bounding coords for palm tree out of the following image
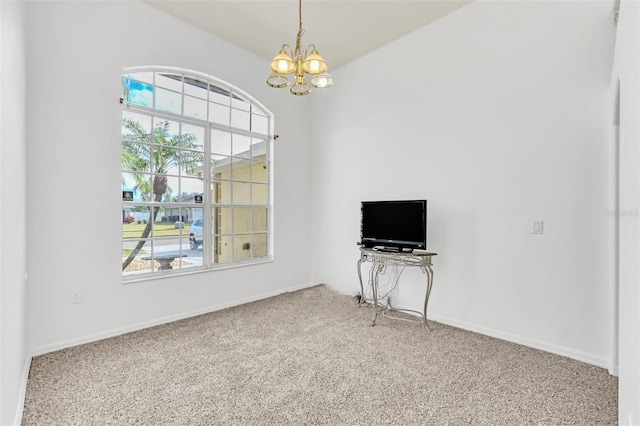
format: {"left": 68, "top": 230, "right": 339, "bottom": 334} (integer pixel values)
{"left": 121, "top": 118, "right": 201, "bottom": 270}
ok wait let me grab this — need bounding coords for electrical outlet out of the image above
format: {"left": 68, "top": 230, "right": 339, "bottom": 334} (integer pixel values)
{"left": 532, "top": 221, "right": 544, "bottom": 235}
{"left": 71, "top": 291, "right": 83, "bottom": 304}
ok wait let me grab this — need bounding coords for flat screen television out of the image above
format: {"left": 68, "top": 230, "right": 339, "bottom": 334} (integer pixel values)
{"left": 360, "top": 200, "right": 427, "bottom": 251}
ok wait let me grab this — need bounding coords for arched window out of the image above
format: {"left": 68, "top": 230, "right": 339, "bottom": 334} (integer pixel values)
{"left": 120, "top": 67, "right": 273, "bottom": 280}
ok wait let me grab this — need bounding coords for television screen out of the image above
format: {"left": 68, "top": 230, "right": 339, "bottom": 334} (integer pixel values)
{"left": 360, "top": 200, "right": 427, "bottom": 251}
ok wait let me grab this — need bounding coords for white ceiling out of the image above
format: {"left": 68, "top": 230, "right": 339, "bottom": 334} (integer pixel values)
{"left": 144, "top": 0, "right": 473, "bottom": 71}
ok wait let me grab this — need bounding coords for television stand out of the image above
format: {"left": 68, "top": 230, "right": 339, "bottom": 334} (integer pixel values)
{"left": 357, "top": 247, "right": 437, "bottom": 329}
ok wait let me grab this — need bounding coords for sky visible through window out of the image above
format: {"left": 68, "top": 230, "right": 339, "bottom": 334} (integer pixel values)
{"left": 125, "top": 79, "right": 153, "bottom": 108}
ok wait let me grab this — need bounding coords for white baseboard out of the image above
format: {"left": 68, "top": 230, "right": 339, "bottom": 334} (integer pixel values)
{"left": 427, "top": 312, "right": 612, "bottom": 370}
{"left": 30, "top": 282, "right": 315, "bottom": 357}
{"left": 13, "top": 354, "right": 32, "bottom": 426}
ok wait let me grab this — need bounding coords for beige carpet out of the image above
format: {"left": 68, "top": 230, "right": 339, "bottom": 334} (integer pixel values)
{"left": 22, "top": 284, "right": 617, "bottom": 425}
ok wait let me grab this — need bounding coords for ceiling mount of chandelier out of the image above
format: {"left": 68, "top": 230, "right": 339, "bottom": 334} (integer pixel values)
{"left": 266, "top": 0, "right": 334, "bottom": 96}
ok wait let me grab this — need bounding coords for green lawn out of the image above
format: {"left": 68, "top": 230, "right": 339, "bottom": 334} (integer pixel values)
{"left": 122, "top": 221, "right": 191, "bottom": 239}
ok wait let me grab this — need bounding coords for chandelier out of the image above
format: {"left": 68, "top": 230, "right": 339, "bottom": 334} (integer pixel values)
{"left": 266, "top": 0, "right": 334, "bottom": 96}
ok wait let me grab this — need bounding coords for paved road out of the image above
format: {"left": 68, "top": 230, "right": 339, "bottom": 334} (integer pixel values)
{"left": 123, "top": 237, "right": 196, "bottom": 251}
{"left": 123, "top": 238, "right": 204, "bottom": 262}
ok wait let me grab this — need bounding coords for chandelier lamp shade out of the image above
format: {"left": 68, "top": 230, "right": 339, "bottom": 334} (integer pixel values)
{"left": 266, "top": 0, "right": 334, "bottom": 96}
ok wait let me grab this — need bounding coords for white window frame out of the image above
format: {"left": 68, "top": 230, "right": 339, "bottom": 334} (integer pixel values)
{"left": 121, "top": 66, "right": 274, "bottom": 282}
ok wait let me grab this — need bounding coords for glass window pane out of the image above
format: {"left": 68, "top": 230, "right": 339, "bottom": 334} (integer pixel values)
{"left": 181, "top": 236, "right": 202, "bottom": 269}
{"left": 211, "top": 180, "right": 231, "bottom": 204}
{"left": 231, "top": 96, "right": 250, "bottom": 111}
{"left": 153, "top": 222, "right": 183, "bottom": 239}
{"left": 179, "top": 177, "right": 204, "bottom": 198}
{"left": 172, "top": 256, "right": 188, "bottom": 270}
{"left": 234, "top": 207, "right": 251, "bottom": 233}
{"left": 181, "top": 123, "right": 204, "bottom": 151}
{"left": 214, "top": 207, "right": 232, "bottom": 235}
{"left": 210, "top": 89, "right": 230, "bottom": 106}
{"left": 187, "top": 208, "right": 204, "bottom": 252}
{"left": 151, "top": 148, "right": 180, "bottom": 177}
{"left": 157, "top": 174, "right": 178, "bottom": 203}
{"left": 143, "top": 253, "right": 186, "bottom": 271}
{"left": 162, "top": 206, "right": 186, "bottom": 224}
{"left": 252, "top": 161, "right": 268, "bottom": 183}
{"left": 181, "top": 152, "right": 205, "bottom": 178}
{"left": 122, "top": 144, "right": 150, "bottom": 173}
{"left": 155, "top": 73, "right": 183, "bottom": 92}
{"left": 233, "top": 182, "right": 251, "bottom": 204}
{"left": 211, "top": 155, "right": 230, "bottom": 179}
{"left": 230, "top": 157, "right": 251, "bottom": 181}
{"left": 209, "top": 102, "right": 229, "bottom": 125}
{"left": 251, "top": 105, "right": 267, "bottom": 117}
{"left": 152, "top": 118, "right": 180, "bottom": 147}
{"left": 213, "top": 235, "right": 233, "bottom": 264}
{"left": 251, "top": 113, "right": 268, "bottom": 134}
{"left": 253, "top": 208, "right": 267, "bottom": 232}
{"left": 183, "top": 77, "right": 209, "bottom": 99}
{"left": 122, "top": 238, "right": 153, "bottom": 275}
{"left": 211, "top": 129, "right": 232, "bottom": 156}
{"left": 155, "top": 87, "right": 182, "bottom": 115}
{"left": 234, "top": 235, "right": 252, "bottom": 261}
{"left": 122, "top": 207, "right": 152, "bottom": 238}
{"left": 253, "top": 233, "right": 268, "bottom": 258}
{"left": 184, "top": 95, "right": 207, "bottom": 120}
{"left": 122, "top": 77, "right": 153, "bottom": 108}
{"left": 231, "top": 109, "right": 250, "bottom": 131}
{"left": 250, "top": 138, "right": 267, "bottom": 161}
{"left": 211, "top": 154, "right": 228, "bottom": 163}
{"left": 122, "top": 111, "right": 152, "bottom": 136}
{"left": 252, "top": 183, "right": 268, "bottom": 204}
{"left": 231, "top": 157, "right": 250, "bottom": 181}
{"left": 232, "top": 134, "right": 251, "bottom": 158}
{"left": 190, "top": 207, "right": 204, "bottom": 223}
{"left": 124, "top": 72, "right": 154, "bottom": 85}
{"left": 122, "top": 173, "right": 151, "bottom": 201}
{"left": 160, "top": 206, "right": 187, "bottom": 228}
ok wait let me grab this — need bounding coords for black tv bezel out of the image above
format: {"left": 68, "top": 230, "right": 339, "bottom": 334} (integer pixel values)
{"left": 360, "top": 199, "right": 427, "bottom": 251}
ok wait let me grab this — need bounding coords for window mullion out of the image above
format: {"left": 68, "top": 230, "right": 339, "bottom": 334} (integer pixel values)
{"left": 204, "top": 124, "right": 212, "bottom": 269}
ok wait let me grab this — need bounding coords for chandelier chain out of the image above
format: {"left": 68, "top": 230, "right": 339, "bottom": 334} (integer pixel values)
{"left": 296, "top": 0, "right": 304, "bottom": 54}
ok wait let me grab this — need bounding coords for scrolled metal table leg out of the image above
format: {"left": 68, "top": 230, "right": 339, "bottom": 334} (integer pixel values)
{"left": 423, "top": 264, "right": 434, "bottom": 330}
{"left": 371, "top": 264, "right": 381, "bottom": 326}
{"left": 357, "top": 257, "right": 364, "bottom": 307}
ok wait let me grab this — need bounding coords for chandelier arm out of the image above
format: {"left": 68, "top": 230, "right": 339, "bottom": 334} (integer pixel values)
{"left": 281, "top": 44, "right": 294, "bottom": 58}
{"left": 304, "top": 44, "right": 317, "bottom": 58}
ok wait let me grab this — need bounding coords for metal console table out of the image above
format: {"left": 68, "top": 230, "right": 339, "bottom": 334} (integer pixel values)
{"left": 357, "top": 247, "right": 437, "bottom": 328}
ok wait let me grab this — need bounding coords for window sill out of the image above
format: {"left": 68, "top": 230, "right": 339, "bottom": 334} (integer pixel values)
{"left": 122, "top": 256, "right": 274, "bottom": 284}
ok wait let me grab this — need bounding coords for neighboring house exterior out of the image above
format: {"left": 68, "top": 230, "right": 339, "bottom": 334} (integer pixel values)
{"left": 199, "top": 141, "right": 268, "bottom": 263}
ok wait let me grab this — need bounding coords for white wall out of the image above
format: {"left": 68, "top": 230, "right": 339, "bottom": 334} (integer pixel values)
{"left": 613, "top": 0, "right": 640, "bottom": 423}
{"left": 1, "top": 1, "right": 29, "bottom": 424}
{"left": 311, "top": 0, "right": 616, "bottom": 367}
{"left": 26, "top": 1, "right": 313, "bottom": 353}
